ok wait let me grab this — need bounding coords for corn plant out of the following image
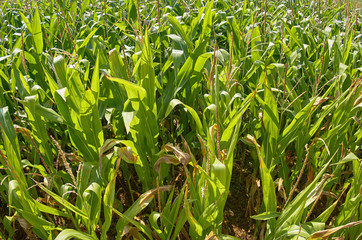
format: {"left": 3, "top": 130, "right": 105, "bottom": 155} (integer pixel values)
{"left": 0, "top": 0, "right": 361, "bottom": 239}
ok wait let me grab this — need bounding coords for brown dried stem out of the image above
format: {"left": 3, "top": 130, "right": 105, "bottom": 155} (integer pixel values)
{"left": 50, "top": 135, "right": 77, "bottom": 187}
{"left": 285, "top": 144, "right": 310, "bottom": 207}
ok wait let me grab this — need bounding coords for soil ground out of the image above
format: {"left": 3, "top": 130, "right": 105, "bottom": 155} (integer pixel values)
{"left": 0, "top": 164, "right": 256, "bottom": 239}
{"left": 223, "top": 162, "right": 256, "bottom": 239}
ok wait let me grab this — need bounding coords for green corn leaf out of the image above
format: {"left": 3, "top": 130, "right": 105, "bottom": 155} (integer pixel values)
{"left": 261, "top": 76, "right": 279, "bottom": 168}
{"left": 11, "top": 65, "right": 30, "bottom": 98}
{"left": 218, "top": 235, "right": 241, "bottom": 240}
{"left": 330, "top": 152, "right": 359, "bottom": 166}
{"left": 221, "top": 91, "right": 254, "bottom": 149}
{"left": 116, "top": 185, "right": 172, "bottom": 235}
{"left": 32, "top": 6, "right": 43, "bottom": 55}
{"left": 79, "top": 90, "right": 104, "bottom": 157}
{"left": 251, "top": 211, "right": 281, "bottom": 221}
{"left": 313, "top": 199, "right": 339, "bottom": 223}
{"left": 278, "top": 97, "right": 317, "bottom": 153}
{"left": 137, "top": 31, "right": 157, "bottom": 113}
{"left": 170, "top": 209, "right": 187, "bottom": 240}
{"left": 22, "top": 95, "right": 54, "bottom": 170}
{"left": 78, "top": 27, "right": 99, "bottom": 54}
{"left": 111, "top": 206, "right": 153, "bottom": 239}
{"left": 83, "top": 182, "right": 102, "bottom": 233}
{"left": 35, "top": 103, "right": 64, "bottom": 124}
{"left": 106, "top": 75, "right": 146, "bottom": 102}
{"left": 19, "top": 12, "right": 32, "bottom": 32}
{"left": 309, "top": 221, "right": 362, "bottom": 239}
{"left": 250, "top": 26, "right": 262, "bottom": 62}
{"left": 0, "top": 107, "right": 27, "bottom": 185}
{"left": 167, "top": 185, "right": 186, "bottom": 239}
{"left": 149, "top": 212, "right": 165, "bottom": 238}
{"left": 168, "top": 15, "right": 193, "bottom": 51}
{"left": 101, "top": 174, "right": 116, "bottom": 240}
{"left": 35, "top": 181, "right": 89, "bottom": 219}
{"left": 275, "top": 157, "right": 334, "bottom": 234}
{"left": 253, "top": 136, "right": 277, "bottom": 235}
{"left": 109, "top": 48, "right": 129, "bottom": 80}
{"left": 165, "top": 99, "right": 204, "bottom": 137}
{"left": 158, "top": 40, "right": 208, "bottom": 119}
{"left": 185, "top": 198, "right": 203, "bottom": 238}
{"left": 17, "top": 208, "right": 59, "bottom": 232}
{"left": 54, "top": 229, "right": 96, "bottom": 240}
{"left": 197, "top": 0, "right": 214, "bottom": 46}
{"left": 198, "top": 202, "right": 219, "bottom": 230}
{"left": 53, "top": 56, "right": 68, "bottom": 88}
{"left": 275, "top": 222, "right": 325, "bottom": 239}
{"left": 8, "top": 180, "right": 49, "bottom": 239}
{"left": 33, "top": 200, "right": 71, "bottom": 218}
{"left": 91, "top": 54, "right": 100, "bottom": 100}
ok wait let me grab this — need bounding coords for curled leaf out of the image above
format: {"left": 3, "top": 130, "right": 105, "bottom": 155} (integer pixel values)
{"left": 209, "top": 124, "right": 217, "bottom": 142}
{"left": 154, "top": 155, "right": 179, "bottom": 175}
{"left": 205, "top": 231, "right": 218, "bottom": 240}
{"left": 99, "top": 139, "right": 121, "bottom": 163}
{"left": 310, "top": 221, "right": 362, "bottom": 239}
{"left": 242, "top": 134, "right": 260, "bottom": 148}
{"left": 313, "top": 97, "right": 328, "bottom": 106}
{"left": 181, "top": 135, "right": 192, "bottom": 158}
{"left": 139, "top": 185, "right": 173, "bottom": 205}
{"left": 197, "top": 134, "right": 206, "bottom": 158}
{"left": 18, "top": 218, "right": 37, "bottom": 240}
{"left": 162, "top": 144, "right": 191, "bottom": 166}
{"left": 118, "top": 147, "right": 137, "bottom": 163}
{"left": 121, "top": 226, "right": 141, "bottom": 239}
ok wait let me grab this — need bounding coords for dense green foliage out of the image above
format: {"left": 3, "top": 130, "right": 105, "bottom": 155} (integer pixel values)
{"left": 0, "top": 0, "right": 361, "bottom": 239}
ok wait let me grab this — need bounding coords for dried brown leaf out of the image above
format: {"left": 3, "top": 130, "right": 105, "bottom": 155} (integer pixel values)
{"left": 139, "top": 185, "right": 173, "bottom": 205}
{"left": 322, "top": 191, "right": 337, "bottom": 199}
{"left": 197, "top": 135, "right": 206, "bottom": 158}
{"left": 205, "top": 230, "right": 218, "bottom": 240}
{"left": 154, "top": 154, "right": 179, "bottom": 175}
{"left": 309, "top": 221, "right": 362, "bottom": 239}
{"left": 209, "top": 124, "right": 217, "bottom": 142}
{"left": 162, "top": 144, "right": 191, "bottom": 165}
{"left": 307, "top": 163, "right": 314, "bottom": 183}
{"left": 18, "top": 218, "right": 37, "bottom": 240}
{"left": 121, "top": 225, "right": 141, "bottom": 239}
{"left": 277, "top": 178, "right": 287, "bottom": 200}
{"left": 313, "top": 97, "right": 329, "bottom": 106}
{"left": 118, "top": 147, "right": 137, "bottom": 163}
{"left": 181, "top": 135, "right": 192, "bottom": 157}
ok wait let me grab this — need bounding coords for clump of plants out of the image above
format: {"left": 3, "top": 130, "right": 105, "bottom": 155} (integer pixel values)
{"left": 0, "top": 0, "right": 361, "bottom": 239}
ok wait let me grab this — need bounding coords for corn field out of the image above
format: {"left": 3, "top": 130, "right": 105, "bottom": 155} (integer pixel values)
{"left": 0, "top": 0, "right": 361, "bottom": 239}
